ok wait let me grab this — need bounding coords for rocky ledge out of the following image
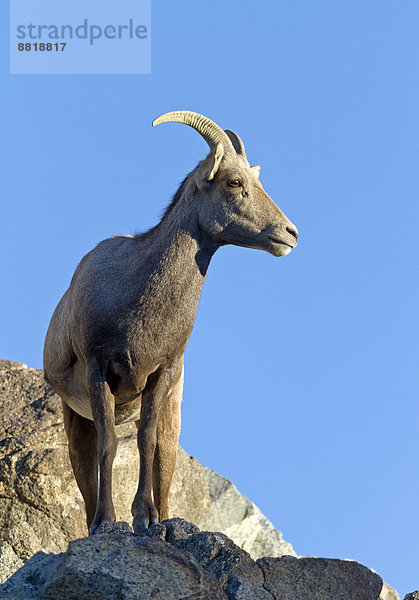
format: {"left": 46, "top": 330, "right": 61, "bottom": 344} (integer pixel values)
{"left": 0, "top": 359, "right": 411, "bottom": 599}
{"left": 0, "top": 517, "right": 385, "bottom": 600}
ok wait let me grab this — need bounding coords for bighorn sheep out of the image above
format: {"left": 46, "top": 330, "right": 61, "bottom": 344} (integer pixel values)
{"left": 43, "top": 111, "right": 298, "bottom": 535}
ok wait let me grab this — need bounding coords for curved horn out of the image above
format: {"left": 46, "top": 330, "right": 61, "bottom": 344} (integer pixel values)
{"left": 152, "top": 111, "right": 235, "bottom": 154}
{"left": 224, "top": 130, "right": 248, "bottom": 161}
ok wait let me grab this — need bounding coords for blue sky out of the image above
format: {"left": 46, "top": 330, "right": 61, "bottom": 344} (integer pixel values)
{"left": 1, "top": 1, "right": 418, "bottom": 595}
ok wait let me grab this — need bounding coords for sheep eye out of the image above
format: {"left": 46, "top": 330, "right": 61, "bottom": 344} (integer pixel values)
{"left": 227, "top": 180, "right": 241, "bottom": 188}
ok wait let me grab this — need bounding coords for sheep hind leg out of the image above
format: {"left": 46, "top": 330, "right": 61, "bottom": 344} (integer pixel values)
{"left": 62, "top": 400, "right": 98, "bottom": 532}
{"left": 86, "top": 364, "right": 117, "bottom": 535}
{"left": 153, "top": 364, "right": 183, "bottom": 521}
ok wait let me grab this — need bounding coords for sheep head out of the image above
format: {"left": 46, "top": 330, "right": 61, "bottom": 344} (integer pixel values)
{"left": 153, "top": 111, "right": 298, "bottom": 257}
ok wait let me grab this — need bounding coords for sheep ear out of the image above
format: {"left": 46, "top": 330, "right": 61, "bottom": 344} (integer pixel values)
{"left": 250, "top": 165, "right": 261, "bottom": 179}
{"left": 206, "top": 141, "right": 224, "bottom": 181}
{"left": 196, "top": 142, "right": 224, "bottom": 191}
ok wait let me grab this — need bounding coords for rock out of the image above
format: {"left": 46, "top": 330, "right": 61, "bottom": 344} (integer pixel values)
{"left": 0, "top": 361, "right": 399, "bottom": 598}
{"left": 0, "top": 519, "right": 385, "bottom": 600}
{"left": 404, "top": 594, "right": 419, "bottom": 600}
{"left": 0, "top": 527, "right": 228, "bottom": 600}
{"left": 175, "top": 530, "right": 253, "bottom": 586}
{"left": 0, "top": 550, "right": 62, "bottom": 599}
{"left": 200, "top": 468, "right": 295, "bottom": 558}
{"left": 94, "top": 520, "right": 133, "bottom": 535}
{"left": 143, "top": 516, "right": 254, "bottom": 588}
{"left": 0, "top": 359, "right": 294, "bottom": 560}
{"left": 256, "top": 555, "right": 383, "bottom": 600}
{"left": 162, "top": 516, "right": 200, "bottom": 544}
{"left": 0, "top": 542, "right": 23, "bottom": 584}
{"left": 225, "top": 556, "right": 384, "bottom": 600}
{"left": 380, "top": 581, "right": 400, "bottom": 600}
{"left": 2, "top": 521, "right": 43, "bottom": 560}
{"left": 226, "top": 561, "right": 275, "bottom": 600}
{"left": 44, "top": 534, "right": 228, "bottom": 600}
{"left": 144, "top": 521, "right": 167, "bottom": 540}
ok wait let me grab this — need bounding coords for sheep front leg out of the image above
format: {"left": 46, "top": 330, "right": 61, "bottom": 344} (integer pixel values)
{"left": 132, "top": 360, "right": 182, "bottom": 534}
{"left": 87, "top": 364, "right": 117, "bottom": 535}
{"left": 153, "top": 362, "right": 183, "bottom": 521}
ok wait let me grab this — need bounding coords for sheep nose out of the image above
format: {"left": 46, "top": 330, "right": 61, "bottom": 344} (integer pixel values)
{"left": 286, "top": 224, "right": 298, "bottom": 241}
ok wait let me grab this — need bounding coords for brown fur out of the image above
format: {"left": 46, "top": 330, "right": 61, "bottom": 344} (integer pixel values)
{"left": 43, "top": 130, "right": 298, "bottom": 535}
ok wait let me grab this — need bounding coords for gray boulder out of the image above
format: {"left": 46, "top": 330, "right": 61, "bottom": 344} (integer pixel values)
{"left": 0, "top": 550, "right": 62, "bottom": 599}
{"left": 0, "top": 519, "right": 384, "bottom": 600}
{"left": 2, "top": 521, "right": 44, "bottom": 560}
{"left": 254, "top": 555, "right": 382, "bottom": 600}
{"left": 226, "top": 556, "right": 385, "bottom": 600}
{"left": 175, "top": 530, "right": 252, "bottom": 586}
{"left": 0, "top": 542, "right": 23, "bottom": 584}
{"left": 43, "top": 533, "right": 227, "bottom": 600}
